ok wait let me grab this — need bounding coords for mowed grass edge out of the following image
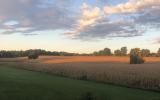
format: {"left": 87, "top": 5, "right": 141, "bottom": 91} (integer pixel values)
{"left": 0, "top": 64, "right": 160, "bottom": 100}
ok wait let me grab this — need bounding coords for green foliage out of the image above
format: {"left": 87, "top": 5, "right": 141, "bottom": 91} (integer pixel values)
{"left": 130, "top": 48, "right": 145, "bottom": 64}
{"left": 0, "top": 47, "right": 160, "bottom": 57}
{"left": 0, "top": 49, "right": 78, "bottom": 58}
{"left": 0, "top": 51, "right": 17, "bottom": 58}
{"left": 93, "top": 48, "right": 112, "bottom": 56}
{"left": 157, "top": 48, "right": 160, "bottom": 57}
{"left": 114, "top": 47, "right": 127, "bottom": 56}
{"left": 114, "top": 50, "right": 122, "bottom": 56}
{"left": 121, "top": 47, "right": 127, "bottom": 56}
{"left": 141, "top": 49, "right": 150, "bottom": 57}
{"left": 28, "top": 52, "right": 39, "bottom": 59}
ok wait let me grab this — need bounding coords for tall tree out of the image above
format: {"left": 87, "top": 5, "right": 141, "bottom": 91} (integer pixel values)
{"left": 157, "top": 48, "right": 160, "bottom": 57}
{"left": 141, "top": 49, "right": 150, "bottom": 57}
{"left": 103, "top": 48, "right": 112, "bottom": 56}
{"left": 114, "top": 49, "right": 122, "bottom": 56}
{"left": 121, "top": 47, "right": 127, "bottom": 56}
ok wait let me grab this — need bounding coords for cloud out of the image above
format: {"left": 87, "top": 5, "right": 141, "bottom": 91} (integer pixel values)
{"left": 75, "top": 18, "right": 144, "bottom": 39}
{"left": 104, "top": 0, "right": 160, "bottom": 14}
{"left": 152, "top": 37, "right": 160, "bottom": 44}
{"left": 0, "top": 29, "right": 16, "bottom": 35}
{"left": 65, "top": 3, "right": 101, "bottom": 38}
{"left": 0, "top": 0, "right": 76, "bottom": 34}
{"left": 134, "top": 7, "right": 160, "bottom": 27}
{"left": 156, "top": 39, "right": 160, "bottom": 43}
{"left": 0, "top": 0, "right": 159, "bottom": 40}
{"left": 102, "top": 0, "right": 160, "bottom": 41}
{"left": 65, "top": 2, "right": 145, "bottom": 40}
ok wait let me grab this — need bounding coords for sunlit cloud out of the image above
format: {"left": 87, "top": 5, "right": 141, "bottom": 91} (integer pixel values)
{"left": 104, "top": 0, "right": 160, "bottom": 14}
{"left": 153, "top": 37, "right": 160, "bottom": 44}
{"left": 0, "top": 0, "right": 159, "bottom": 40}
{"left": 0, "top": 0, "right": 75, "bottom": 35}
{"left": 65, "top": 3, "right": 101, "bottom": 38}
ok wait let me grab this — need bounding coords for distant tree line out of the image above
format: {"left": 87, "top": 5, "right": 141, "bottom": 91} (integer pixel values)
{"left": 0, "top": 49, "right": 79, "bottom": 58}
{"left": 93, "top": 48, "right": 112, "bottom": 56}
{"left": 114, "top": 47, "right": 127, "bottom": 56}
{"left": 93, "top": 47, "right": 127, "bottom": 56}
{"left": 0, "top": 48, "right": 160, "bottom": 58}
{"left": 92, "top": 47, "right": 160, "bottom": 57}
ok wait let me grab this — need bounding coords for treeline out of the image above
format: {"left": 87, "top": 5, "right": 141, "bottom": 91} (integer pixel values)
{"left": 93, "top": 47, "right": 127, "bottom": 56}
{"left": 92, "top": 47, "right": 160, "bottom": 57}
{"left": 0, "top": 49, "right": 79, "bottom": 58}
{"left": 0, "top": 47, "right": 160, "bottom": 58}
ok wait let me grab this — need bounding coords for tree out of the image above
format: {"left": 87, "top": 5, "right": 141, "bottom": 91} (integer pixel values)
{"left": 130, "top": 48, "right": 145, "bottom": 64}
{"left": 150, "top": 53, "right": 157, "bottom": 57}
{"left": 103, "top": 48, "right": 111, "bottom": 56}
{"left": 93, "top": 51, "right": 98, "bottom": 56}
{"left": 121, "top": 47, "right": 127, "bottom": 56}
{"left": 28, "top": 52, "right": 39, "bottom": 59}
{"left": 92, "top": 48, "right": 112, "bottom": 56}
{"left": 157, "top": 48, "right": 160, "bottom": 57}
{"left": 114, "top": 47, "right": 127, "bottom": 56}
{"left": 141, "top": 49, "right": 150, "bottom": 57}
{"left": 114, "top": 49, "right": 122, "bottom": 56}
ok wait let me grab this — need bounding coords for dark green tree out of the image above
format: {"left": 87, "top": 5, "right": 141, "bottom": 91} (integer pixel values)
{"left": 141, "top": 49, "right": 150, "bottom": 57}
{"left": 157, "top": 48, "right": 160, "bottom": 57}
{"left": 121, "top": 47, "right": 127, "bottom": 56}
{"left": 92, "top": 48, "right": 112, "bottom": 56}
{"left": 114, "top": 49, "right": 122, "bottom": 56}
{"left": 103, "top": 48, "right": 112, "bottom": 56}
{"left": 28, "top": 52, "right": 39, "bottom": 59}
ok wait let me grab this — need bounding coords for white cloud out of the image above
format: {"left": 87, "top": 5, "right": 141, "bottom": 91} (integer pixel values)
{"left": 0, "top": 0, "right": 75, "bottom": 35}
{"left": 65, "top": 2, "right": 144, "bottom": 39}
{"left": 104, "top": 0, "right": 160, "bottom": 14}
{"left": 66, "top": 3, "right": 101, "bottom": 38}
{"left": 0, "top": 0, "right": 159, "bottom": 40}
{"left": 153, "top": 37, "right": 160, "bottom": 44}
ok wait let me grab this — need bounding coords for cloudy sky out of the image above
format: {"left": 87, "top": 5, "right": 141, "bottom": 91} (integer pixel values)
{"left": 0, "top": 0, "right": 160, "bottom": 53}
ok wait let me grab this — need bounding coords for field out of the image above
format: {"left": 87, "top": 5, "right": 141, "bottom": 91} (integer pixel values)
{"left": 1, "top": 64, "right": 160, "bottom": 100}
{"left": 1, "top": 56, "right": 160, "bottom": 90}
{"left": 0, "top": 56, "right": 160, "bottom": 100}
{"left": 1, "top": 56, "right": 160, "bottom": 63}
{"left": 41, "top": 56, "right": 160, "bottom": 63}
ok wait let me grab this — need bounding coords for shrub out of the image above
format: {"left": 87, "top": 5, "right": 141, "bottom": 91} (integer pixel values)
{"left": 130, "top": 48, "right": 145, "bottom": 64}
{"left": 28, "top": 52, "right": 39, "bottom": 59}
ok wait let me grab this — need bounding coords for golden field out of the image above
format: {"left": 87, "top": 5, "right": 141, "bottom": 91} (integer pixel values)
{"left": 1, "top": 56, "right": 160, "bottom": 63}
{"left": 40, "top": 56, "right": 160, "bottom": 63}
{"left": 1, "top": 56, "right": 160, "bottom": 91}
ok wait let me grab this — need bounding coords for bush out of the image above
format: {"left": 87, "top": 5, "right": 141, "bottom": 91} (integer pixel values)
{"left": 130, "top": 54, "right": 144, "bottom": 64}
{"left": 130, "top": 48, "right": 145, "bottom": 64}
{"left": 28, "top": 52, "right": 39, "bottom": 59}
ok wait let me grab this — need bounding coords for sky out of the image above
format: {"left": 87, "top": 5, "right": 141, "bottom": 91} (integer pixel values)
{"left": 0, "top": 0, "right": 160, "bottom": 53}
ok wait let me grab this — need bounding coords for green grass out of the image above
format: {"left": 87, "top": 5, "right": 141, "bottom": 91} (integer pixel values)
{"left": 0, "top": 64, "right": 160, "bottom": 100}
